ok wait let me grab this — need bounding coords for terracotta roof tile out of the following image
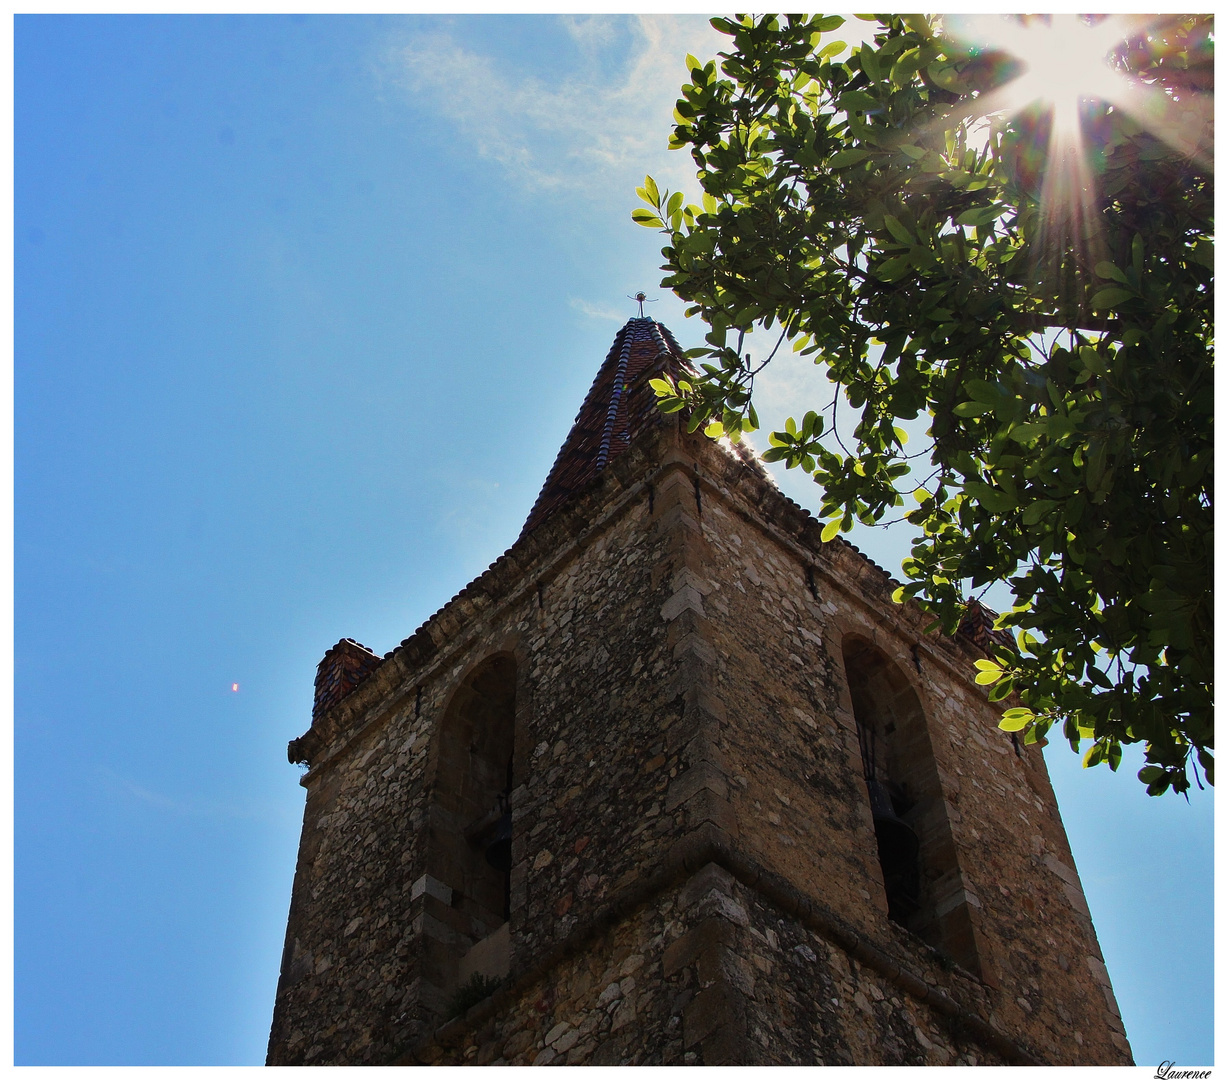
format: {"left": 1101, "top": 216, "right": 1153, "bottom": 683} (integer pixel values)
{"left": 957, "top": 598, "right": 1016, "bottom": 654}
{"left": 313, "top": 638, "right": 383, "bottom": 721}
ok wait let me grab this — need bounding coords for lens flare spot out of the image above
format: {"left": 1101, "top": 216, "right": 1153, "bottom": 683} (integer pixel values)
{"left": 231, "top": 683, "right": 240, "bottom": 692}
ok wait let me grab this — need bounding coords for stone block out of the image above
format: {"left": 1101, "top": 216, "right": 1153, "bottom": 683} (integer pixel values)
{"left": 1043, "top": 854, "right": 1082, "bottom": 889}
{"left": 672, "top": 632, "right": 718, "bottom": 666}
{"left": 409, "top": 874, "right": 452, "bottom": 905}
{"left": 678, "top": 862, "right": 736, "bottom": 909}
{"left": 665, "top": 761, "right": 729, "bottom": 812}
{"left": 1062, "top": 882, "right": 1091, "bottom": 919}
{"left": 661, "top": 586, "right": 706, "bottom": 622}
{"left": 663, "top": 917, "right": 736, "bottom": 978}
{"left": 456, "top": 922, "right": 510, "bottom": 984}
{"left": 653, "top": 503, "right": 702, "bottom": 537}
{"left": 671, "top": 566, "right": 714, "bottom": 596}
{"left": 684, "top": 982, "right": 743, "bottom": 1049}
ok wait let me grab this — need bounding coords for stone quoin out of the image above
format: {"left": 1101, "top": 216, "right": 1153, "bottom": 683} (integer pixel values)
{"left": 266, "top": 317, "right": 1132, "bottom": 1065}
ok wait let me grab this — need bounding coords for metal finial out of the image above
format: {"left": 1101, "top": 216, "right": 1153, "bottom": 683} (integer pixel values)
{"left": 628, "top": 291, "right": 657, "bottom": 318}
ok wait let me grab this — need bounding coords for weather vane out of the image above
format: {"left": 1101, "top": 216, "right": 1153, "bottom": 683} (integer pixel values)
{"left": 628, "top": 291, "right": 657, "bottom": 318}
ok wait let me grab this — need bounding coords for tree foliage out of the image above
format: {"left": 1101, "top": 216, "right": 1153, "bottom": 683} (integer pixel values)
{"left": 635, "top": 14, "right": 1212, "bottom": 795}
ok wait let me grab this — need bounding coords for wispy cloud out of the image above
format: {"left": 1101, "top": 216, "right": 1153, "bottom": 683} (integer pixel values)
{"left": 386, "top": 15, "right": 726, "bottom": 200}
{"left": 568, "top": 297, "right": 624, "bottom": 321}
{"left": 95, "top": 765, "right": 295, "bottom": 825}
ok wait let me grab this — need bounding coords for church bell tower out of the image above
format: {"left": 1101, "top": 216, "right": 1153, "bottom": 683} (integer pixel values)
{"left": 266, "top": 317, "right": 1131, "bottom": 1066}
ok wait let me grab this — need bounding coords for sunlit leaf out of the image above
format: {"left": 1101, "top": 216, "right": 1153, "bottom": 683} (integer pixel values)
{"left": 999, "top": 708, "right": 1033, "bottom": 731}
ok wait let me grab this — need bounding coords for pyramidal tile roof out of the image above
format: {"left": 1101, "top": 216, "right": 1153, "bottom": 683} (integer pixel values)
{"left": 519, "top": 317, "right": 694, "bottom": 537}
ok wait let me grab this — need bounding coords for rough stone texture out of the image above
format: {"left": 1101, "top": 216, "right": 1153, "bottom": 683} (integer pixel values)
{"left": 266, "top": 321, "right": 1131, "bottom": 1067}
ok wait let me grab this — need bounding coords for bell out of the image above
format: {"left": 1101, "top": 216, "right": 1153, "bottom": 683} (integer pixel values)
{"left": 865, "top": 779, "right": 921, "bottom": 920}
{"left": 484, "top": 810, "right": 513, "bottom": 873}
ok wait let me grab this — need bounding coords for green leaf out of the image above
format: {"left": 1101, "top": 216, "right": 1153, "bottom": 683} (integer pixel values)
{"left": 1007, "top": 422, "right": 1045, "bottom": 444}
{"left": 1022, "top": 499, "right": 1058, "bottom": 526}
{"left": 874, "top": 256, "right": 912, "bottom": 282}
{"left": 1090, "top": 287, "right": 1134, "bottom": 310}
{"left": 643, "top": 174, "right": 659, "bottom": 205}
{"left": 816, "top": 15, "right": 845, "bottom": 30}
{"left": 820, "top": 519, "right": 842, "bottom": 542}
{"left": 1094, "top": 261, "right": 1128, "bottom": 284}
{"left": 952, "top": 401, "right": 992, "bottom": 417}
{"left": 1078, "top": 346, "right": 1108, "bottom": 375}
{"left": 963, "top": 481, "right": 1014, "bottom": 513}
{"left": 999, "top": 708, "right": 1033, "bottom": 731}
{"left": 890, "top": 47, "right": 923, "bottom": 85}
{"left": 838, "top": 90, "right": 878, "bottom": 113}
{"left": 884, "top": 215, "right": 912, "bottom": 244}
{"left": 829, "top": 147, "right": 871, "bottom": 168}
{"left": 632, "top": 209, "right": 663, "bottom": 227}
{"left": 860, "top": 44, "right": 882, "bottom": 82}
{"left": 956, "top": 206, "right": 999, "bottom": 227}
{"left": 1197, "top": 749, "right": 1214, "bottom": 786}
{"left": 988, "top": 677, "right": 1014, "bottom": 701}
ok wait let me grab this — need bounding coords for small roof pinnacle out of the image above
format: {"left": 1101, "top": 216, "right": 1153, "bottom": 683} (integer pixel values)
{"left": 627, "top": 291, "right": 656, "bottom": 319}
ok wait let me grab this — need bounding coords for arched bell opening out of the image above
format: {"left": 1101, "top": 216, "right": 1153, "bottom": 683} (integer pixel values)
{"left": 422, "top": 654, "right": 516, "bottom": 996}
{"left": 842, "top": 636, "right": 985, "bottom": 978}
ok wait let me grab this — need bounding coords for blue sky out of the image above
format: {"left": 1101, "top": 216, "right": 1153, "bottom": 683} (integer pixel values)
{"left": 15, "top": 14, "right": 1213, "bottom": 1067}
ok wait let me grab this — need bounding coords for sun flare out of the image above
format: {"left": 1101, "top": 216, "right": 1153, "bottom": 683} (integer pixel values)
{"left": 948, "top": 15, "right": 1128, "bottom": 139}
{"left": 943, "top": 14, "right": 1212, "bottom": 166}
{"left": 938, "top": 14, "right": 1212, "bottom": 301}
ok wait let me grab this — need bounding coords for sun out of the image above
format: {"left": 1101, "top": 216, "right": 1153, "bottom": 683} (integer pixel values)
{"left": 949, "top": 16, "right": 1127, "bottom": 139}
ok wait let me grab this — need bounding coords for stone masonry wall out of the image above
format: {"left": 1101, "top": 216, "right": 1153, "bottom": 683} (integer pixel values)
{"left": 668, "top": 435, "right": 1130, "bottom": 1063}
{"left": 270, "top": 433, "right": 701, "bottom": 1063}
{"left": 268, "top": 418, "right": 1130, "bottom": 1066}
{"left": 418, "top": 862, "right": 1011, "bottom": 1067}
